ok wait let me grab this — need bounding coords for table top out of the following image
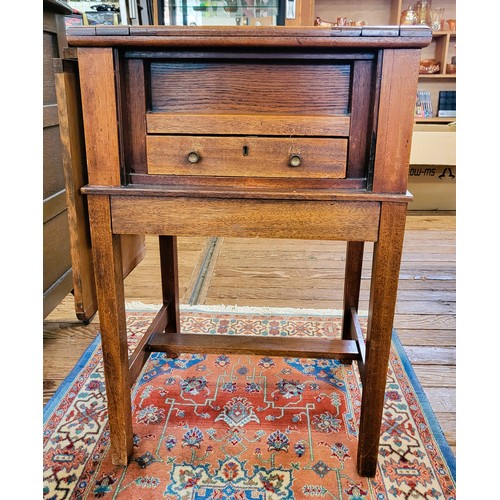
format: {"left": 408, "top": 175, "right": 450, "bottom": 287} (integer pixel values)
{"left": 66, "top": 25, "right": 432, "bottom": 48}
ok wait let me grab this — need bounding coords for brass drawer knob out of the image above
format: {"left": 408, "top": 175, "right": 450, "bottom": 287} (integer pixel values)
{"left": 288, "top": 154, "right": 302, "bottom": 167}
{"left": 187, "top": 151, "right": 201, "bottom": 164}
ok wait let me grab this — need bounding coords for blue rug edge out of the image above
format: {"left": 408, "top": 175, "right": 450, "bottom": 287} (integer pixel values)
{"left": 391, "top": 329, "right": 456, "bottom": 481}
{"left": 43, "top": 333, "right": 102, "bottom": 425}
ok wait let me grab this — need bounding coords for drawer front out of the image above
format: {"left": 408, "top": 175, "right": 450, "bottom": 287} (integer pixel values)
{"left": 147, "top": 136, "right": 347, "bottom": 178}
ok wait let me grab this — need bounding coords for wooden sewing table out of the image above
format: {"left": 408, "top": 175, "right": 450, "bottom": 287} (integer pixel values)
{"left": 60, "top": 25, "right": 431, "bottom": 477}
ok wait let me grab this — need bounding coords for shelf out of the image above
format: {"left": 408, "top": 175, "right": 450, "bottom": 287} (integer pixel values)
{"left": 431, "top": 30, "right": 456, "bottom": 36}
{"left": 414, "top": 117, "right": 456, "bottom": 124}
{"left": 419, "top": 74, "right": 456, "bottom": 79}
{"left": 419, "top": 27, "right": 456, "bottom": 79}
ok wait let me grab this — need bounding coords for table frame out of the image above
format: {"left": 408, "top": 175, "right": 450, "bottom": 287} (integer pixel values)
{"left": 59, "top": 25, "right": 431, "bottom": 478}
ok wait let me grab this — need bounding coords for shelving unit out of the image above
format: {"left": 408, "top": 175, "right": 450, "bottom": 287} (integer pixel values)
{"left": 315, "top": 1, "right": 456, "bottom": 121}
{"left": 423, "top": 30, "right": 456, "bottom": 73}
{"left": 313, "top": 0, "right": 456, "bottom": 212}
{"left": 418, "top": 27, "right": 456, "bottom": 121}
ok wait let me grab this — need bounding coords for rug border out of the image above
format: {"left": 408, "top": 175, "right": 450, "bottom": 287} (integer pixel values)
{"left": 128, "top": 302, "right": 354, "bottom": 316}
{"left": 43, "top": 333, "right": 102, "bottom": 425}
{"left": 43, "top": 306, "right": 456, "bottom": 482}
{"left": 390, "top": 330, "right": 456, "bottom": 481}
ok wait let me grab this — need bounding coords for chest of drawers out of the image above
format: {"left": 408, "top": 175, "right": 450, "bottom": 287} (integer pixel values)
{"left": 61, "top": 25, "right": 431, "bottom": 477}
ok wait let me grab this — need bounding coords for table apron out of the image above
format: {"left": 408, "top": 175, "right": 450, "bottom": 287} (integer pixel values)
{"left": 110, "top": 195, "right": 382, "bottom": 241}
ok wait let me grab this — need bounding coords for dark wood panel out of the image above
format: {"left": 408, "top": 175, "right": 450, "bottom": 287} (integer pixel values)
{"left": 149, "top": 61, "right": 351, "bottom": 115}
{"left": 122, "top": 58, "right": 147, "bottom": 175}
{"left": 43, "top": 189, "right": 67, "bottom": 223}
{"left": 128, "top": 49, "right": 375, "bottom": 61}
{"left": 129, "top": 173, "right": 366, "bottom": 191}
{"left": 43, "top": 269, "right": 74, "bottom": 320}
{"left": 44, "top": 104, "right": 60, "bottom": 128}
{"left": 348, "top": 59, "right": 376, "bottom": 178}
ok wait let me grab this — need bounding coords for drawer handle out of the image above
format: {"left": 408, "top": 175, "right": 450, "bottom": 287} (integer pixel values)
{"left": 288, "top": 154, "right": 302, "bottom": 168}
{"left": 187, "top": 151, "right": 201, "bottom": 164}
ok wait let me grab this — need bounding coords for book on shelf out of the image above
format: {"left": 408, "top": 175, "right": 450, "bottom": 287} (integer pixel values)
{"left": 415, "top": 90, "right": 433, "bottom": 118}
{"left": 438, "top": 90, "right": 456, "bottom": 118}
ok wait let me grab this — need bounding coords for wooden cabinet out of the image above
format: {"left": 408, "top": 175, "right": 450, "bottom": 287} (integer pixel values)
{"left": 43, "top": 0, "right": 146, "bottom": 321}
{"left": 43, "top": 0, "right": 74, "bottom": 318}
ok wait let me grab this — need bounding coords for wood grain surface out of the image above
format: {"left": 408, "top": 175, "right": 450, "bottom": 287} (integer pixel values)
{"left": 146, "top": 135, "right": 348, "bottom": 178}
{"left": 111, "top": 197, "right": 381, "bottom": 241}
{"left": 149, "top": 61, "right": 351, "bottom": 115}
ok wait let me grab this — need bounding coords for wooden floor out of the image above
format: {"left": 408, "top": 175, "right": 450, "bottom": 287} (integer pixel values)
{"left": 43, "top": 213, "right": 456, "bottom": 455}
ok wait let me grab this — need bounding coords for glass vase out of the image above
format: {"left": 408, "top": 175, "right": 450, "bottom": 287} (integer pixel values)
{"left": 429, "top": 8, "right": 445, "bottom": 31}
{"left": 416, "top": 0, "right": 432, "bottom": 25}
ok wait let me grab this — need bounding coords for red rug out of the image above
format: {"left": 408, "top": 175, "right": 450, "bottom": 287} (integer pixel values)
{"left": 43, "top": 306, "right": 456, "bottom": 499}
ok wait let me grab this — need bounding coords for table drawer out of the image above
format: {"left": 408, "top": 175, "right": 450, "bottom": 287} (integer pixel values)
{"left": 146, "top": 135, "right": 348, "bottom": 178}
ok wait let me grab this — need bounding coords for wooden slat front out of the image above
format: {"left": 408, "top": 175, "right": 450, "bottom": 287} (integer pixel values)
{"left": 146, "top": 135, "right": 348, "bottom": 178}
{"left": 111, "top": 196, "right": 380, "bottom": 241}
{"left": 149, "top": 61, "right": 351, "bottom": 115}
{"left": 146, "top": 113, "right": 351, "bottom": 137}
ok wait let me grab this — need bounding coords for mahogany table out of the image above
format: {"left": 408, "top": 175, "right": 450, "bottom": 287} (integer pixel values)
{"left": 60, "top": 25, "right": 431, "bottom": 477}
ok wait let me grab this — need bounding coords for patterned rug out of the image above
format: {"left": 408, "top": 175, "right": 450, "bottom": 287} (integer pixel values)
{"left": 43, "top": 305, "right": 456, "bottom": 499}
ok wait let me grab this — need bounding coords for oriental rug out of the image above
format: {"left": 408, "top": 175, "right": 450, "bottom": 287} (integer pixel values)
{"left": 43, "top": 305, "right": 456, "bottom": 499}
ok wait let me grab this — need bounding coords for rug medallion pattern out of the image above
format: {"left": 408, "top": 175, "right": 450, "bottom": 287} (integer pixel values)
{"left": 43, "top": 308, "right": 456, "bottom": 499}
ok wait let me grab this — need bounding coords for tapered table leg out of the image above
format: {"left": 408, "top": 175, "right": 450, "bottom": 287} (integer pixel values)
{"left": 88, "top": 194, "right": 133, "bottom": 466}
{"left": 356, "top": 202, "right": 407, "bottom": 477}
{"left": 159, "top": 235, "right": 181, "bottom": 334}
{"left": 342, "top": 241, "right": 365, "bottom": 340}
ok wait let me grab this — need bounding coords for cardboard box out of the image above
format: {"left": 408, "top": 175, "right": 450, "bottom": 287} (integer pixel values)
{"left": 410, "top": 124, "right": 456, "bottom": 165}
{"left": 408, "top": 123, "right": 456, "bottom": 211}
{"left": 408, "top": 165, "right": 456, "bottom": 211}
